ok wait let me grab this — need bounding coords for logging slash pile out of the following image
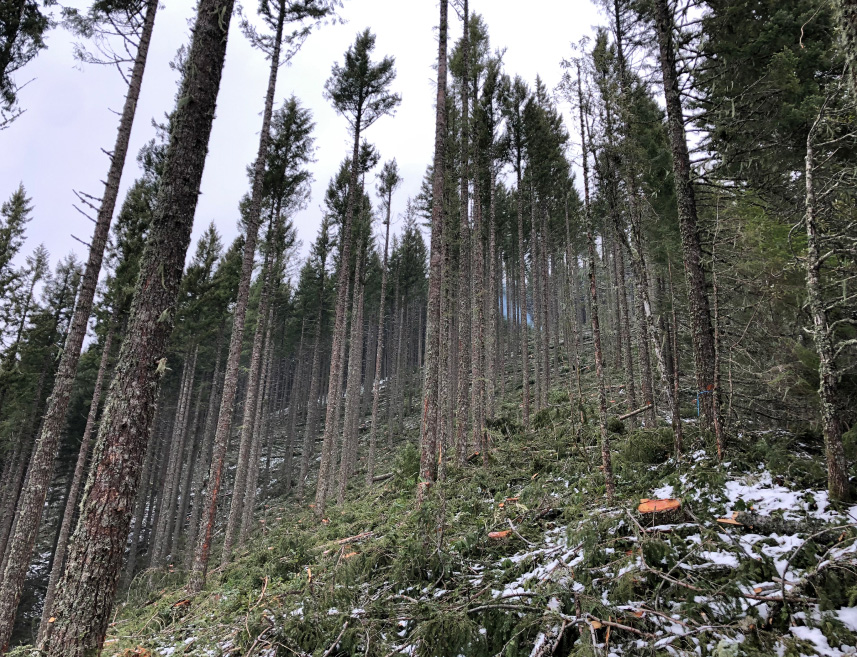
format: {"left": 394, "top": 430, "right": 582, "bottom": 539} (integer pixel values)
{"left": 38, "top": 399, "right": 857, "bottom": 657}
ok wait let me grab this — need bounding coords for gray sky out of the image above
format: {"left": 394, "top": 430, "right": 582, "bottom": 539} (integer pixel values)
{"left": 2, "top": 0, "right": 601, "bottom": 277}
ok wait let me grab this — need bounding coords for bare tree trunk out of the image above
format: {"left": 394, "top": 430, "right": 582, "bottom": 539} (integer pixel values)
{"left": 652, "top": 0, "right": 721, "bottom": 452}
{"left": 804, "top": 132, "right": 850, "bottom": 501}
{"left": 339, "top": 245, "right": 366, "bottom": 503}
{"left": 152, "top": 347, "right": 197, "bottom": 568}
{"left": 315, "top": 135, "right": 364, "bottom": 519}
{"left": 454, "top": 0, "right": 471, "bottom": 463}
{"left": 38, "top": 328, "right": 113, "bottom": 640}
{"left": 282, "top": 320, "right": 306, "bottom": 494}
{"left": 578, "top": 65, "right": 614, "bottom": 502}
{"left": 240, "top": 307, "right": 275, "bottom": 544}
{"left": 485, "top": 168, "right": 498, "bottom": 420}
{"left": 121, "top": 396, "right": 162, "bottom": 590}
{"left": 470, "top": 182, "right": 485, "bottom": 455}
{"left": 187, "top": 0, "right": 282, "bottom": 593}
{"left": 0, "top": 2, "right": 159, "bottom": 647}
{"left": 418, "top": 0, "right": 448, "bottom": 503}
{"left": 41, "top": 1, "right": 235, "bottom": 650}
{"left": 183, "top": 339, "right": 223, "bottom": 570}
{"left": 222, "top": 240, "right": 274, "bottom": 564}
{"left": 298, "top": 309, "right": 324, "bottom": 501}
{"left": 367, "top": 195, "right": 393, "bottom": 484}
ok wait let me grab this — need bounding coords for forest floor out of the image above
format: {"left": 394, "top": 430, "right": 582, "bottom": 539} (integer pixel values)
{"left": 35, "top": 381, "right": 857, "bottom": 656}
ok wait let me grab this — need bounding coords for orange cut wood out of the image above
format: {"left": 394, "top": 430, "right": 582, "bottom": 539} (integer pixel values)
{"left": 717, "top": 512, "right": 742, "bottom": 526}
{"left": 637, "top": 498, "right": 681, "bottom": 514}
{"left": 488, "top": 530, "right": 511, "bottom": 539}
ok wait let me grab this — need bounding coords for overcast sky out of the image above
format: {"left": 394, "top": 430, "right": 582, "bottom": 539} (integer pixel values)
{"left": 2, "top": 0, "right": 602, "bottom": 277}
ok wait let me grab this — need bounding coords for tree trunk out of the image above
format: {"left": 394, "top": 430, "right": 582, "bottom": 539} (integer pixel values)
{"left": 38, "top": 328, "right": 113, "bottom": 641}
{"left": 652, "top": 0, "right": 721, "bottom": 451}
{"left": 187, "top": 0, "right": 283, "bottom": 593}
{"left": 454, "top": 0, "right": 471, "bottom": 462}
{"left": 418, "top": 0, "right": 448, "bottom": 503}
{"left": 222, "top": 239, "right": 274, "bottom": 565}
{"left": 367, "top": 192, "right": 393, "bottom": 484}
{"left": 183, "top": 339, "right": 223, "bottom": 570}
{"left": 578, "top": 65, "right": 614, "bottom": 502}
{"left": 298, "top": 301, "right": 325, "bottom": 501}
{"left": 40, "top": 1, "right": 235, "bottom": 651}
{"left": 803, "top": 133, "right": 850, "bottom": 502}
{"left": 315, "top": 131, "right": 364, "bottom": 519}
{"left": 0, "top": 2, "right": 159, "bottom": 648}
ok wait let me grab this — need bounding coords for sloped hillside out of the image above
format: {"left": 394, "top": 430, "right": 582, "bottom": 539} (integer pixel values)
{"left": 77, "top": 391, "right": 857, "bottom": 657}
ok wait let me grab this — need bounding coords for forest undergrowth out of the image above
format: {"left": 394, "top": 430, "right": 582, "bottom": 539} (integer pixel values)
{"left": 52, "top": 375, "right": 857, "bottom": 657}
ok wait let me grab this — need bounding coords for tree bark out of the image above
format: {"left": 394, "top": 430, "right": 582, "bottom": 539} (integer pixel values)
{"left": 652, "top": 0, "right": 721, "bottom": 451}
{"left": 803, "top": 132, "right": 850, "bottom": 502}
{"left": 578, "top": 65, "right": 614, "bottom": 502}
{"left": 187, "top": 0, "right": 282, "bottom": 593}
{"left": 367, "top": 193, "right": 393, "bottom": 484}
{"left": 222, "top": 240, "right": 274, "bottom": 565}
{"left": 418, "top": 0, "right": 448, "bottom": 503}
{"left": 38, "top": 328, "right": 113, "bottom": 641}
{"left": 40, "top": 1, "right": 235, "bottom": 651}
{"left": 0, "top": 2, "right": 159, "bottom": 648}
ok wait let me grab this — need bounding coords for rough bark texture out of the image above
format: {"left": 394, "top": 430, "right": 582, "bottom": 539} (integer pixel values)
{"left": 804, "top": 135, "right": 850, "bottom": 502}
{"left": 0, "top": 1, "right": 159, "bottom": 648}
{"left": 40, "top": 1, "right": 234, "bottom": 651}
{"left": 454, "top": 0, "right": 471, "bottom": 462}
{"left": 652, "top": 0, "right": 720, "bottom": 449}
{"left": 418, "top": 0, "right": 448, "bottom": 503}
{"left": 187, "top": 0, "right": 282, "bottom": 593}
{"left": 38, "top": 328, "right": 113, "bottom": 642}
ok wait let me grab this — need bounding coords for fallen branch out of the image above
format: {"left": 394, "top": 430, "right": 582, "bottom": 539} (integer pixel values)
{"left": 507, "top": 518, "right": 536, "bottom": 547}
{"left": 372, "top": 472, "right": 394, "bottom": 483}
{"left": 322, "top": 621, "right": 349, "bottom": 657}
{"left": 617, "top": 404, "right": 653, "bottom": 421}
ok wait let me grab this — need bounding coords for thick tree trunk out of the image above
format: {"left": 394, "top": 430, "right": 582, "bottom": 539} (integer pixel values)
{"left": 652, "top": 0, "right": 721, "bottom": 451}
{"left": 187, "top": 0, "right": 283, "bottom": 593}
{"left": 121, "top": 397, "right": 162, "bottom": 590}
{"left": 418, "top": 0, "right": 448, "bottom": 503}
{"left": 0, "top": 2, "right": 159, "bottom": 648}
{"left": 40, "top": 1, "right": 234, "bottom": 651}
{"left": 38, "top": 328, "right": 113, "bottom": 641}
